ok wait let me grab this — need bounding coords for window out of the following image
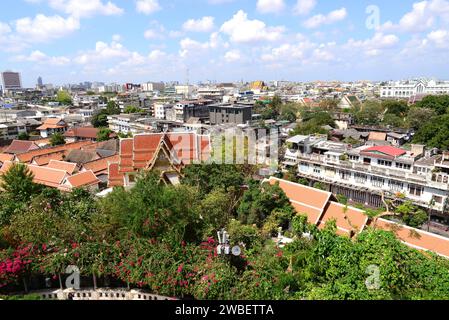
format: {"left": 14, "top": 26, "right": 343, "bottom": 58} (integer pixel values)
{"left": 378, "top": 160, "right": 392, "bottom": 167}
{"left": 339, "top": 170, "right": 351, "bottom": 180}
{"left": 313, "top": 165, "right": 321, "bottom": 174}
{"left": 372, "top": 176, "right": 385, "bottom": 187}
{"left": 396, "top": 162, "right": 411, "bottom": 170}
{"left": 409, "top": 184, "right": 423, "bottom": 197}
{"left": 355, "top": 173, "right": 367, "bottom": 183}
{"left": 433, "top": 195, "right": 443, "bottom": 204}
{"left": 349, "top": 155, "right": 359, "bottom": 161}
{"left": 389, "top": 180, "right": 404, "bottom": 191}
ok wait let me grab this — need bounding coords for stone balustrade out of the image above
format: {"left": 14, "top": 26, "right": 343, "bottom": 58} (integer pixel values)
{"left": 34, "top": 288, "right": 176, "bottom": 301}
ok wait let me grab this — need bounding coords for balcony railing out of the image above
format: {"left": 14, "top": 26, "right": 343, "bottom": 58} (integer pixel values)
{"left": 287, "top": 152, "right": 433, "bottom": 185}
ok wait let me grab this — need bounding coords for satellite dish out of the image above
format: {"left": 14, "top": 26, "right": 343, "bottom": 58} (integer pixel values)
{"left": 231, "top": 246, "right": 241, "bottom": 257}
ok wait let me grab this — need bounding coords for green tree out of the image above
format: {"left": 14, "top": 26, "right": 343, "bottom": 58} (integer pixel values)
{"left": 406, "top": 107, "right": 436, "bottom": 130}
{"left": 49, "top": 133, "right": 66, "bottom": 146}
{"left": 97, "top": 128, "right": 113, "bottom": 142}
{"left": 354, "top": 101, "right": 383, "bottom": 125}
{"left": 56, "top": 90, "right": 72, "bottom": 105}
{"left": 382, "top": 100, "right": 408, "bottom": 117}
{"left": 106, "top": 101, "right": 121, "bottom": 115}
{"left": 413, "top": 114, "right": 449, "bottom": 149}
{"left": 395, "top": 201, "right": 428, "bottom": 228}
{"left": 415, "top": 95, "right": 449, "bottom": 115}
{"left": 91, "top": 111, "right": 109, "bottom": 128}
{"left": 237, "top": 180, "right": 295, "bottom": 227}
{"left": 124, "top": 106, "right": 144, "bottom": 114}
{"left": 0, "top": 163, "right": 40, "bottom": 204}
{"left": 17, "top": 132, "right": 30, "bottom": 141}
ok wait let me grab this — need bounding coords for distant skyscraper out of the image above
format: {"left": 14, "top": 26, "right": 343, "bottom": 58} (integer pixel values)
{"left": 37, "top": 76, "right": 43, "bottom": 87}
{"left": 1, "top": 71, "right": 22, "bottom": 90}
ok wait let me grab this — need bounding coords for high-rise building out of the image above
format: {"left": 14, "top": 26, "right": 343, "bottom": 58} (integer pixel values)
{"left": 37, "top": 76, "right": 43, "bottom": 88}
{"left": 1, "top": 71, "right": 22, "bottom": 90}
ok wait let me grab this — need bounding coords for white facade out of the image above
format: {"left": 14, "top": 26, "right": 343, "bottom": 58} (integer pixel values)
{"left": 380, "top": 79, "right": 449, "bottom": 98}
{"left": 154, "top": 103, "right": 173, "bottom": 120}
{"left": 284, "top": 136, "right": 449, "bottom": 212}
{"left": 141, "top": 82, "right": 165, "bottom": 92}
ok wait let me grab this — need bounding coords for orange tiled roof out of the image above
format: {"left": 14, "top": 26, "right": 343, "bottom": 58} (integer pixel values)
{"left": 5, "top": 140, "right": 40, "bottom": 155}
{"left": 318, "top": 202, "right": 369, "bottom": 237}
{"left": 66, "top": 170, "right": 100, "bottom": 188}
{"left": 0, "top": 161, "right": 68, "bottom": 189}
{"left": 47, "top": 160, "right": 78, "bottom": 175}
{"left": 64, "top": 127, "right": 99, "bottom": 139}
{"left": 31, "top": 151, "right": 68, "bottom": 166}
{"left": 82, "top": 155, "right": 120, "bottom": 175}
{"left": 16, "top": 141, "right": 94, "bottom": 163}
{"left": 0, "top": 153, "right": 14, "bottom": 163}
{"left": 37, "top": 118, "right": 67, "bottom": 131}
{"left": 271, "top": 177, "right": 449, "bottom": 258}
{"left": 374, "top": 218, "right": 449, "bottom": 259}
{"left": 268, "top": 177, "right": 333, "bottom": 225}
{"left": 108, "top": 162, "right": 124, "bottom": 187}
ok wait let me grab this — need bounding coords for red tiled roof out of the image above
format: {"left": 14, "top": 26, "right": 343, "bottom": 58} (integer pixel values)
{"left": 16, "top": 141, "right": 94, "bottom": 163}
{"left": 271, "top": 177, "right": 449, "bottom": 258}
{"left": 47, "top": 160, "right": 78, "bottom": 175}
{"left": 82, "top": 155, "right": 120, "bottom": 175}
{"left": 66, "top": 170, "right": 100, "bottom": 188}
{"left": 318, "top": 202, "right": 369, "bottom": 236}
{"left": 64, "top": 127, "right": 99, "bottom": 139}
{"left": 108, "top": 162, "right": 124, "bottom": 187}
{"left": 0, "top": 153, "right": 14, "bottom": 163}
{"left": 268, "top": 177, "right": 333, "bottom": 225}
{"left": 1, "top": 161, "right": 68, "bottom": 189}
{"left": 374, "top": 218, "right": 449, "bottom": 259}
{"left": 31, "top": 151, "right": 68, "bottom": 166}
{"left": 362, "top": 146, "right": 406, "bottom": 158}
{"left": 5, "top": 140, "right": 40, "bottom": 155}
{"left": 37, "top": 118, "right": 67, "bottom": 131}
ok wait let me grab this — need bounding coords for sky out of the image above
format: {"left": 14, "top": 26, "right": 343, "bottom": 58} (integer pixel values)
{"left": 1, "top": 0, "right": 449, "bottom": 87}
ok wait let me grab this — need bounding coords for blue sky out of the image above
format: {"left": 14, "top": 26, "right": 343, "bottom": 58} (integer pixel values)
{"left": 1, "top": 0, "right": 449, "bottom": 86}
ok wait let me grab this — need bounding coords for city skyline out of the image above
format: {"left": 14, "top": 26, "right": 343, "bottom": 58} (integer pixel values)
{"left": 1, "top": 0, "right": 449, "bottom": 86}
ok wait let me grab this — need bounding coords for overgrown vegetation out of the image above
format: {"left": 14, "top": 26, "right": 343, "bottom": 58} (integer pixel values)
{"left": 1, "top": 163, "right": 448, "bottom": 300}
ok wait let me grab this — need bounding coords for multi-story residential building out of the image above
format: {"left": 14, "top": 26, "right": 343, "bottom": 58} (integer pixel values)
{"left": 209, "top": 103, "right": 253, "bottom": 125}
{"left": 141, "top": 82, "right": 165, "bottom": 92}
{"left": 284, "top": 135, "right": 449, "bottom": 215}
{"left": 1, "top": 71, "right": 22, "bottom": 91}
{"left": 154, "top": 103, "right": 173, "bottom": 120}
{"left": 197, "top": 87, "right": 225, "bottom": 102}
{"left": 380, "top": 79, "right": 449, "bottom": 98}
{"left": 107, "top": 114, "right": 154, "bottom": 134}
{"left": 169, "top": 100, "right": 212, "bottom": 123}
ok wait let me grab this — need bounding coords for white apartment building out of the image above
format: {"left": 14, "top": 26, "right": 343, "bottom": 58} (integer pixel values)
{"left": 154, "top": 103, "right": 173, "bottom": 120}
{"left": 284, "top": 135, "right": 449, "bottom": 214}
{"left": 380, "top": 79, "right": 449, "bottom": 98}
{"left": 141, "top": 82, "right": 165, "bottom": 92}
{"left": 175, "top": 85, "right": 194, "bottom": 98}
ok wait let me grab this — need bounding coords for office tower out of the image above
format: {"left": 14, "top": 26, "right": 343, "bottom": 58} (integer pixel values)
{"left": 1, "top": 71, "right": 22, "bottom": 90}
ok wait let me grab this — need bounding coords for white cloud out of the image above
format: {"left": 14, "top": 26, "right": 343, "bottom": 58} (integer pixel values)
{"left": 303, "top": 8, "right": 347, "bottom": 29}
{"left": 15, "top": 50, "right": 71, "bottom": 65}
{"left": 427, "top": 29, "right": 449, "bottom": 47}
{"left": 293, "top": 0, "right": 316, "bottom": 16}
{"left": 75, "top": 40, "right": 134, "bottom": 64}
{"left": 345, "top": 33, "right": 399, "bottom": 56}
{"left": 26, "top": 0, "right": 123, "bottom": 18}
{"left": 220, "top": 10, "right": 285, "bottom": 43}
{"left": 256, "top": 0, "right": 285, "bottom": 14}
{"left": 15, "top": 14, "right": 80, "bottom": 43}
{"left": 148, "top": 49, "right": 166, "bottom": 60}
{"left": 379, "top": 0, "right": 449, "bottom": 34}
{"left": 224, "top": 49, "right": 241, "bottom": 62}
{"left": 136, "top": 0, "right": 161, "bottom": 15}
{"left": 183, "top": 16, "right": 215, "bottom": 32}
